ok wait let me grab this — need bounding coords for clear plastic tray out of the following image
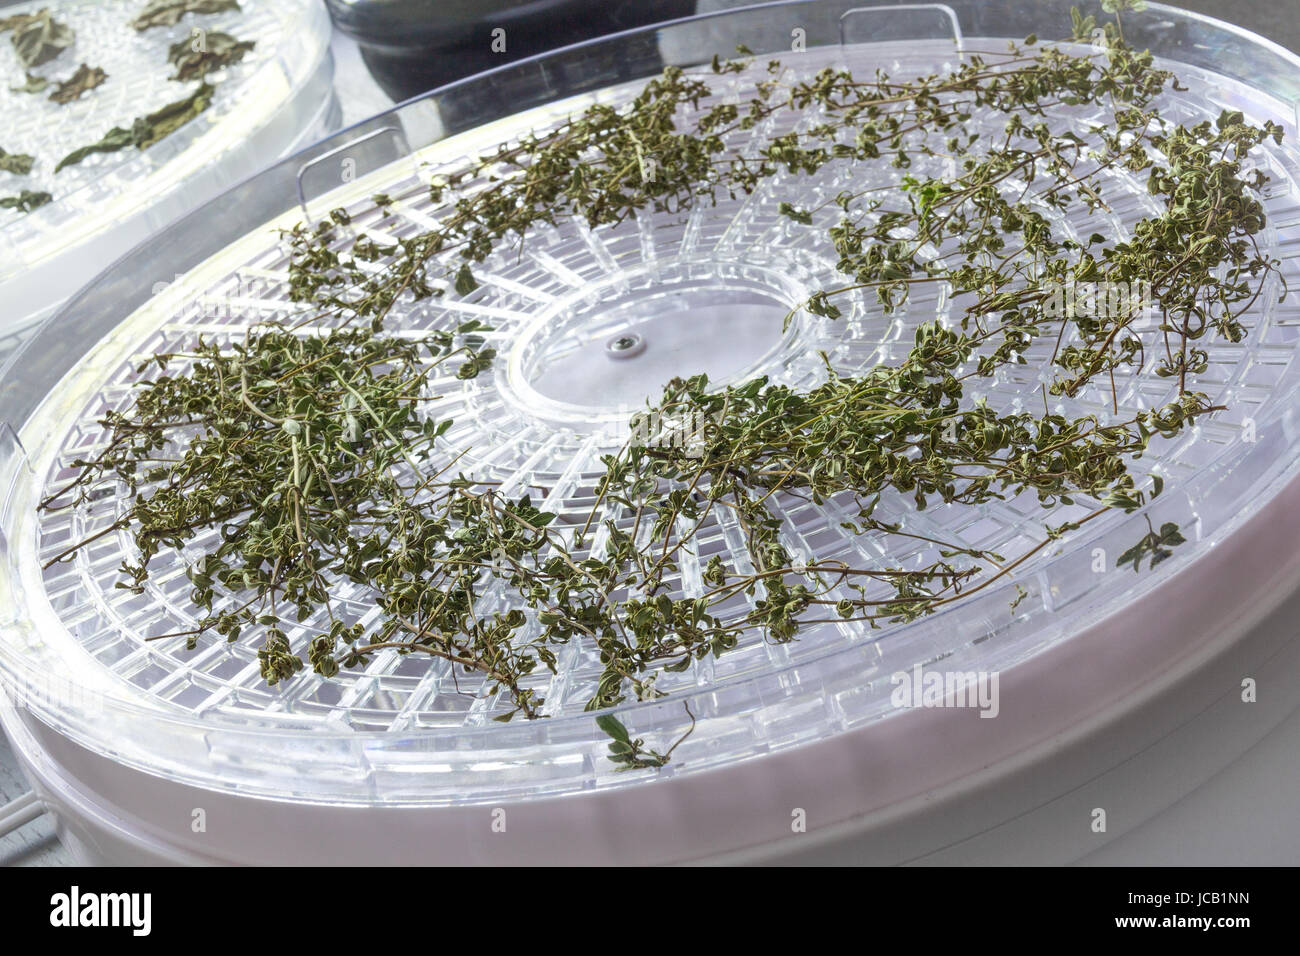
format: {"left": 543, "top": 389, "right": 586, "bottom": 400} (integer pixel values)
{"left": 0, "top": 0, "right": 338, "bottom": 344}
{"left": 2, "top": 0, "right": 1300, "bottom": 809}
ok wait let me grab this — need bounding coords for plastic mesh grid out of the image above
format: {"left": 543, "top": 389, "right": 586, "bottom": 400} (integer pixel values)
{"left": 9, "top": 40, "right": 1300, "bottom": 791}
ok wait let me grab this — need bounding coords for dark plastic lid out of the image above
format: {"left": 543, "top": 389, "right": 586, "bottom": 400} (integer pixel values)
{"left": 327, "top": 0, "right": 695, "bottom": 101}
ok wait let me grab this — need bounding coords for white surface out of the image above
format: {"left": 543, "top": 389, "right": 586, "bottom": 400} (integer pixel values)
{"left": 1081, "top": 703, "right": 1300, "bottom": 866}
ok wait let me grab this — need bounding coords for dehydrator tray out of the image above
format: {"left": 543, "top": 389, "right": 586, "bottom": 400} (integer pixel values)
{"left": 4, "top": 0, "right": 1300, "bottom": 864}
{"left": 0, "top": 0, "right": 337, "bottom": 346}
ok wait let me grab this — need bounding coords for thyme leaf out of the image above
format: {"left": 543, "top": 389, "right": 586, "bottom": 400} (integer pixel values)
{"left": 0, "top": 189, "right": 52, "bottom": 213}
{"left": 167, "top": 32, "right": 253, "bottom": 82}
{"left": 54, "top": 82, "right": 214, "bottom": 172}
{"left": 0, "top": 147, "right": 35, "bottom": 176}
{"left": 131, "top": 0, "right": 240, "bottom": 31}
{"left": 1, "top": 8, "right": 73, "bottom": 69}
{"left": 48, "top": 63, "right": 107, "bottom": 104}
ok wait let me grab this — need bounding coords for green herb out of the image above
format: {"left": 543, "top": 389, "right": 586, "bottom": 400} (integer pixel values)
{"left": 48, "top": 63, "right": 107, "bottom": 104}
{"left": 1117, "top": 517, "right": 1186, "bottom": 572}
{"left": 10, "top": 71, "right": 50, "bottom": 94}
{"left": 54, "top": 83, "right": 214, "bottom": 172}
{"left": 54, "top": 127, "right": 134, "bottom": 173}
{"left": 597, "top": 709, "right": 694, "bottom": 770}
{"left": 41, "top": 323, "right": 508, "bottom": 689}
{"left": 42, "top": 9, "right": 1282, "bottom": 768}
{"left": 134, "top": 81, "right": 213, "bottom": 148}
{"left": 1, "top": 8, "right": 73, "bottom": 69}
{"left": 0, "top": 147, "right": 35, "bottom": 176}
{"left": 131, "top": 0, "right": 240, "bottom": 31}
{"left": 0, "top": 189, "right": 52, "bottom": 213}
{"left": 167, "top": 31, "right": 253, "bottom": 81}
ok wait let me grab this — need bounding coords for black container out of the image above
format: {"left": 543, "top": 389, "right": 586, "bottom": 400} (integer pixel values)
{"left": 326, "top": 0, "right": 698, "bottom": 103}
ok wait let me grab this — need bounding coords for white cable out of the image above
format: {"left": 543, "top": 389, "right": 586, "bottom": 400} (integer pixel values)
{"left": 0, "top": 791, "right": 44, "bottom": 837}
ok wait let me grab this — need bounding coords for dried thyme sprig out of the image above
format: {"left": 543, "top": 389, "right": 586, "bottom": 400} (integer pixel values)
{"left": 54, "top": 82, "right": 214, "bottom": 172}
{"left": 41, "top": 10, "right": 1282, "bottom": 768}
{"left": 283, "top": 5, "right": 1178, "bottom": 327}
